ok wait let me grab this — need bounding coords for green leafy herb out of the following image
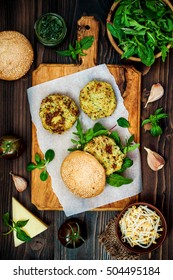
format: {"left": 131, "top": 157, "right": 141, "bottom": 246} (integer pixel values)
{"left": 142, "top": 107, "right": 168, "bottom": 136}
{"left": 116, "top": 157, "right": 133, "bottom": 174}
{"left": 69, "top": 119, "right": 140, "bottom": 187}
{"left": 56, "top": 36, "right": 94, "bottom": 60}
{"left": 107, "top": 0, "right": 173, "bottom": 66}
{"left": 68, "top": 119, "right": 108, "bottom": 151}
{"left": 2, "top": 212, "right": 31, "bottom": 242}
{"left": 27, "top": 149, "right": 55, "bottom": 181}
{"left": 117, "top": 117, "right": 130, "bottom": 128}
{"left": 106, "top": 173, "right": 133, "bottom": 187}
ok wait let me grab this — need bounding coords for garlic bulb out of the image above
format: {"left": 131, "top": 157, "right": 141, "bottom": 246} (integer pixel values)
{"left": 144, "top": 83, "right": 164, "bottom": 108}
{"left": 9, "top": 171, "right": 27, "bottom": 192}
{"left": 144, "top": 147, "right": 165, "bottom": 171}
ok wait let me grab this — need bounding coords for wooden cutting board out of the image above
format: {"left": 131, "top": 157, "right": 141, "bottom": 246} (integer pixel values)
{"left": 31, "top": 16, "right": 141, "bottom": 211}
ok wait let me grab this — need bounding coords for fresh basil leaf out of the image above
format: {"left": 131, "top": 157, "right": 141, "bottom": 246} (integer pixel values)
{"left": 45, "top": 149, "right": 55, "bottom": 162}
{"left": 156, "top": 113, "right": 168, "bottom": 120}
{"left": 15, "top": 219, "right": 29, "bottom": 228}
{"left": 155, "top": 107, "right": 164, "bottom": 115}
{"left": 40, "top": 170, "right": 49, "bottom": 181}
{"left": 16, "top": 228, "right": 32, "bottom": 242}
{"left": 69, "top": 43, "right": 75, "bottom": 51}
{"left": 124, "top": 143, "right": 140, "bottom": 154}
{"left": 150, "top": 125, "right": 162, "bottom": 136}
{"left": 56, "top": 49, "right": 72, "bottom": 56}
{"left": 80, "top": 36, "right": 94, "bottom": 50}
{"left": 117, "top": 117, "right": 130, "bottom": 128}
{"left": 57, "top": 36, "right": 94, "bottom": 60}
{"left": 2, "top": 212, "right": 10, "bottom": 227}
{"left": 141, "top": 118, "right": 151, "bottom": 126}
{"left": 106, "top": 173, "right": 133, "bottom": 187}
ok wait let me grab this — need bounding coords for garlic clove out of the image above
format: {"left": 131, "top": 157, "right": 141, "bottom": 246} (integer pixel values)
{"left": 9, "top": 171, "right": 27, "bottom": 192}
{"left": 144, "top": 83, "right": 164, "bottom": 108}
{"left": 144, "top": 147, "right": 165, "bottom": 171}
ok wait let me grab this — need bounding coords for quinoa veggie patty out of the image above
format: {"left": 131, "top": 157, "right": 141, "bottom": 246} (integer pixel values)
{"left": 84, "top": 135, "right": 125, "bottom": 175}
{"left": 79, "top": 80, "right": 117, "bottom": 120}
{"left": 39, "top": 93, "right": 79, "bottom": 134}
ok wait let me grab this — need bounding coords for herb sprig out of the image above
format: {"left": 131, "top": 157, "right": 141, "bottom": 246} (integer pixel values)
{"left": 27, "top": 149, "right": 55, "bottom": 181}
{"left": 69, "top": 119, "right": 139, "bottom": 187}
{"left": 2, "top": 212, "right": 31, "bottom": 242}
{"left": 142, "top": 107, "right": 168, "bottom": 136}
{"left": 56, "top": 36, "right": 94, "bottom": 60}
{"left": 107, "top": 0, "right": 173, "bottom": 66}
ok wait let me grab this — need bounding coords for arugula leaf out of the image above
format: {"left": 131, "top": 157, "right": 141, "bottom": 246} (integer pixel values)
{"left": 106, "top": 173, "right": 133, "bottom": 187}
{"left": 123, "top": 135, "right": 140, "bottom": 154}
{"left": 27, "top": 149, "right": 55, "bottom": 181}
{"left": 56, "top": 36, "right": 94, "bottom": 60}
{"left": 108, "top": 0, "right": 173, "bottom": 66}
{"left": 68, "top": 119, "right": 109, "bottom": 151}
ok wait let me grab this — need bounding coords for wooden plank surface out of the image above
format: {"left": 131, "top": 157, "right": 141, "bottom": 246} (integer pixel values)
{"left": 31, "top": 16, "right": 141, "bottom": 211}
{"left": 1, "top": 0, "right": 173, "bottom": 260}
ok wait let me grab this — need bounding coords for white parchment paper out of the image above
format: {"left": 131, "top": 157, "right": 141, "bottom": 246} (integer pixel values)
{"left": 27, "top": 64, "right": 142, "bottom": 216}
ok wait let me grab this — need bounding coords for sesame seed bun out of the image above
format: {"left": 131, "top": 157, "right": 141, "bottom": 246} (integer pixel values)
{"left": 60, "top": 151, "right": 106, "bottom": 198}
{"left": 0, "top": 31, "right": 34, "bottom": 81}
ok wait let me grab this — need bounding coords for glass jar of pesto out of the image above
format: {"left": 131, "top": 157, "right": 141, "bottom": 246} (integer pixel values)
{"left": 34, "top": 13, "right": 67, "bottom": 47}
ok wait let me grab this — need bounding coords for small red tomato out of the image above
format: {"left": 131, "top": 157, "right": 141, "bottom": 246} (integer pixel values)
{"left": 0, "top": 135, "right": 24, "bottom": 159}
{"left": 58, "top": 218, "right": 86, "bottom": 249}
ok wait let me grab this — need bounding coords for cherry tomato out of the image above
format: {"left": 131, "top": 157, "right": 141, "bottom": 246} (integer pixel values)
{"left": 58, "top": 218, "right": 86, "bottom": 249}
{"left": 0, "top": 135, "right": 24, "bottom": 159}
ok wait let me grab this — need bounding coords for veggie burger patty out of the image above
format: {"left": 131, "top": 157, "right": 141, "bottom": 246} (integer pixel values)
{"left": 79, "top": 80, "right": 117, "bottom": 120}
{"left": 39, "top": 93, "right": 79, "bottom": 134}
{"left": 84, "top": 135, "right": 125, "bottom": 175}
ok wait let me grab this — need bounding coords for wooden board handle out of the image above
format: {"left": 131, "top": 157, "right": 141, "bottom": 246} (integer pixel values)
{"left": 77, "top": 16, "right": 99, "bottom": 68}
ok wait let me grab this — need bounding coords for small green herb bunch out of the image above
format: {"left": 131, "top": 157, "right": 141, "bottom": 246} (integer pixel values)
{"left": 56, "top": 36, "right": 94, "bottom": 60}
{"left": 142, "top": 107, "right": 168, "bottom": 137}
{"left": 2, "top": 212, "right": 31, "bottom": 242}
{"left": 69, "top": 118, "right": 139, "bottom": 187}
{"left": 27, "top": 149, "right": 55, "bottom": 181}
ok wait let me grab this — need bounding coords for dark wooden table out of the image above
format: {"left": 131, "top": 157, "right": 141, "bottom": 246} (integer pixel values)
{"left": 0, "top": 0, "right": 173, "bottom": 260}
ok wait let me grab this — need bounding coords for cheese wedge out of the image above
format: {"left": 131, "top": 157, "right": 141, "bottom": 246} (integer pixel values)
{"left": 12, "top": 197, "right": 48, "bottom": 247}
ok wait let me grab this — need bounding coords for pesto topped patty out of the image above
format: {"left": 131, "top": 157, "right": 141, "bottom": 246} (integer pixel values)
{"left": 39, "top": 93, "right": 79, "bottom": 134}
{"left": 79, "top": 80, "right": 117, "bottom": 120}
{"left": 84, "top": 135, "right": 125, "bottom": 175}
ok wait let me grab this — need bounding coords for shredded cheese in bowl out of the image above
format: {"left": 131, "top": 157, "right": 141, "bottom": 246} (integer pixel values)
{"left": 119, "top": 205, "right": 163, "bottom": 248}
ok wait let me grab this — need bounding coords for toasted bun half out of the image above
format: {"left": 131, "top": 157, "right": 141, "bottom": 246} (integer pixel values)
{"left": 60, "top": 151, "right": 106, "bottom": 198}
{"left": 0, "top": 31, "right": 34, "bottom": 80}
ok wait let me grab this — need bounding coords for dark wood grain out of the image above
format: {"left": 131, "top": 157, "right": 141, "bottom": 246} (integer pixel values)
{"left": 0, "top": 0, "right": 173, "bottom": 260}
